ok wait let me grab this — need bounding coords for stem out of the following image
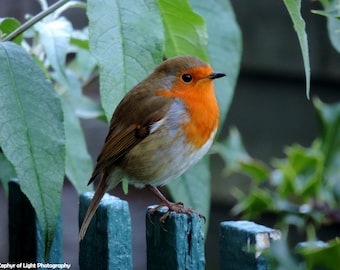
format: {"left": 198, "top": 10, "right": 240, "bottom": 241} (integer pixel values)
{"left": 3, "top": 0, "right": 70, "bottom": 42}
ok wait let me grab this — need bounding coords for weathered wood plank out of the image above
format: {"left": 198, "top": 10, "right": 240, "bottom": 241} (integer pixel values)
{"left": 220, "top": 221, "right": 281, "bottom": 270}
{"left": 146, "top": 206, "right": 205, "bottom": 270}
{"left": 79, "top": 192, "right": 132, "bottom": 270}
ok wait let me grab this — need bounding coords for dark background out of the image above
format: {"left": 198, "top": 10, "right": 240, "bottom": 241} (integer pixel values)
{"left": 1, "top": 1, "right": 339, "bottom": 269}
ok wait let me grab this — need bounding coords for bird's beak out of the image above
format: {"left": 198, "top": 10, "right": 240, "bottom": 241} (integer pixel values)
{"left": 208, "top": 72, "right": 226, "bottom": 80}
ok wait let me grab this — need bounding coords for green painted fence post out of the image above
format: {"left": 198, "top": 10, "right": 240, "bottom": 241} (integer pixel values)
{"left": 79, "top": 192, "right": 132, "bottom": 270}
{"left": 146, "top": 206, "right": 205, "bottom": 270}
{"left": 8, "top": 180, "right": 63, "bottom": 267}
{"left": 219, "top": 221, "right": 281, "bottom": 270}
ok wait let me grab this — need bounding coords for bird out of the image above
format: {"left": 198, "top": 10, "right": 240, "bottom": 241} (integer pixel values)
{"left": 79, "top": 55, "right": 226, "bottom": 240}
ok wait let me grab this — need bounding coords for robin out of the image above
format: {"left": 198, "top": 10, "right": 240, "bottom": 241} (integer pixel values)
{"left": 79, "top": 55, "right": 225, "bottom": 240}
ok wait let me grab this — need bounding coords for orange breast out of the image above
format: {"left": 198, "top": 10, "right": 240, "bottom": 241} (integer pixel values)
{"left": 156, "top": 69, "right": 219, "bottom": 149}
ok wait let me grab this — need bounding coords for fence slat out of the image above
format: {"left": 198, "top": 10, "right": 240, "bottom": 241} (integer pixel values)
{"left": 8, "top": 180, "right": 63, "bottom": 267}
{"left": 220, "top": 221, "right": 281, "bottom": 270}
{"left": 146, "top": 206, "right": 205, "bottom": 270}
{"left": 79, "top": 192, "right": 132, "bottom": 270}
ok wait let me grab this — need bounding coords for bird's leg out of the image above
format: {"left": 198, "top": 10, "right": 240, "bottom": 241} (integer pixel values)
{"left": 146, "top": 185, "right": 206, "bottom": 223}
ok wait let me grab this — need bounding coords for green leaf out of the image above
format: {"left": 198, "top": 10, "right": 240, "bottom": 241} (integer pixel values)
{"left": 318, "top": 0, "right": 340, "bottom": 53}
{"left": 299, "top": 238, "right": 340, "bottom": 270}
{"left": 190, "top": 0, "right": 242, "bottom": 124}
{"left": 232, "top": 189, "right": 273, "bottom": 218}
{"left": 0, "top": 42, "right": 65, "bottom": 258}
{"left": 167, "top": 157, "right": 211, "bottom": 232}
{"left": 73, "top": 95, "right": 104, "bottom": 119}
{"left": 61, "top": 93, "right": 93, "bottom": 193}
{"left": 212, "top": 127, "right": 251, "bottom": 174}
{"left": 285, "top": 144, "right": 323, "bottom": 199}
{"left": 283, "top": 0, "right": 311, "bottom": 99}
{"left": 87, "top": 0, "right": 164, "bottom": 119}
{"left": 35, "top": 17, "right": 72, "bottom": 88}
{"left": 312, "top": 9, "right": 340, "bottom": 19}
{"left": 0, "top": 18, "right": 23, "bottom": 44}
{"left": 313, "top": 98, "right": 340, "bottom": 201}
{"left": 0, "top": 151, "right": 16, "bottom": 194}
{"left": 51, "top": 0, "right": 87, "bottom": 20}
{"left": 68, "top": 48, "right": 97, "bottom": 83}
{"left": 239, "top": 160, "right": 270, "bottom": 183}
{"left": 122, "top": 178, "right": 129, "bottom": 195}
{"left": 314, "top": 98, "right": 340, "bottom": 167}
{"left": 158, "top": 0, "right": 208, "bottom": 61}
{"left": 70, "top": 35, "right": 89, "bottom": 50}
{"left": 214, "top": 126, "right": 269, "bottom": 185}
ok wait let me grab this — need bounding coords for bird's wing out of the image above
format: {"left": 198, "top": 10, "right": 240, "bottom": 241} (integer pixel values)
{"left": 88, "top": 92, "right": 173, "bottom": 185}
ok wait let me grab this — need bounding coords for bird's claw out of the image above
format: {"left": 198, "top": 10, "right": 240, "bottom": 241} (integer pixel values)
{"left": 148, "top": 201, "right": 206, "bottom": 225}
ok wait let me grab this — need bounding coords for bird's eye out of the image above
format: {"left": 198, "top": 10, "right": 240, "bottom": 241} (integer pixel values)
{"left": 181, "top": 74, "right": 193, "bottom": 83}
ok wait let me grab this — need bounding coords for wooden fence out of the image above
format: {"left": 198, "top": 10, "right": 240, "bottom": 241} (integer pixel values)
{"left": 7, "top": 181, "right": 281, "bottom": 269}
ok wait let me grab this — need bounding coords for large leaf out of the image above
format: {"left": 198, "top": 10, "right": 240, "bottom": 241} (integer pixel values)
{"left": 87, "top": 0, "right": 164, "bottom": 120}
{"left": 0, "top": 42, "right": 65, "bottom": 257}
{"left": 158, "top": 0, "right": 208, "bottom": 61}
{"left": 190, "top": 0, "right": 242, "bottom": 124}
{"left": 61, "top": 92, "right": 93, "bottom": 193}
{"left": 283, "top": 0, "right": 311, "bottom": 99}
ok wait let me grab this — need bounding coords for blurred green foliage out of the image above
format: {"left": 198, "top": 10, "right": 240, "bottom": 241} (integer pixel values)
{"left": 213, "top": 0, "right": 340, "bottom": 265}
{"left": 216, "top": 98, "right": 340, "bottom": 267}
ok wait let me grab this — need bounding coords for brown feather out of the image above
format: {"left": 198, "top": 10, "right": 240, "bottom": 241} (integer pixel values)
{"left": 87, "top": 88, "right": 174, "bottom": 186}
{"left": 79, "top": 171, "right": 108, "bottom": 240}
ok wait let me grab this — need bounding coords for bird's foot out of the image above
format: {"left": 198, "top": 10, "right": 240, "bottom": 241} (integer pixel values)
{"left": 148, "top": 200, "right": 206, "bottom": 224}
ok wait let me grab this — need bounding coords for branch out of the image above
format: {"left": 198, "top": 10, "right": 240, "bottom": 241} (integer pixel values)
{"left": 3, "top": 0, "right": 70, "bottom": 42}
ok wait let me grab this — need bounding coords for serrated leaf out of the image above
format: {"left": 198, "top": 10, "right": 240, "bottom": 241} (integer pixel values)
{"left": 283, "top": 0, "right": 311, "bottom": 99}
{"left": 0, "top": 18, "right": 23, "bottom": 44}
{"left": 158, "top": 0, "right": 208, "bottom": 61}
{"left": 239, "top": 160, "right": 270, "bottom": 183}
{"left": 0, "top": 42, "right": 65, "bottom": 258}
{"left": 232, "top": 189, "right": 273, "bottom": 218}
{"left": 190, "top": 0, "right": 242, "bottom": 124}
{"left": 61, "top": 93, "right": 93, "bottom": 194}
{"left": 167, "top": 157, "right": 210, "bottom": 232}
{"left": 87, "top": 0, "right": 164, "bottom": 119}
{"left": 212, "top": 127, "right": 251, "bottom": 174}
{"left": 285, "top": 145, "right": 323, "bottom": 199}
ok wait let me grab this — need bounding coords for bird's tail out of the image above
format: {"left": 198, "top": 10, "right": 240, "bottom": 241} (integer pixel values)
{"left": 79, "top": 175, "right": 108, "bottom": 241}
